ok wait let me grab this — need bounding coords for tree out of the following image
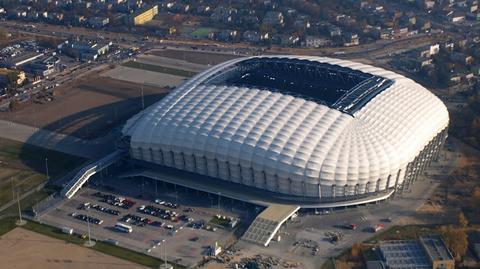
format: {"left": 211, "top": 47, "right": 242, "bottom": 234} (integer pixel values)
{"left": 473, "top": 187, "right": 480, "bottom": 199}
{"left": 351, "top": 242, "right": 361, "bottom": 260}
{"left": 6, "top": 71, "right": 20, "bottom": 89}
{"left": 458, "top": 212, "right": 468, "bottom": 228}
{"left": 36, "top": 36, "right": 63, "bottom": 49}
{"left": 440, "top": 225, "right": 468, "bottom": 260}
{"left": 8, "top": 99, "right": 20, "bottom": 111}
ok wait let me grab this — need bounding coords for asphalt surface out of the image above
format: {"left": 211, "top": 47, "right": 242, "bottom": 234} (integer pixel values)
{"left": 38, "top": 176, "right": 248, "bottom": 268}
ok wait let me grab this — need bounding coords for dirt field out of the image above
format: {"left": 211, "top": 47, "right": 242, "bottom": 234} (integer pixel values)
{"left": 0, "top": 228, "right": 148, "bottom": 269}
{"left": 151, "top": 49, "right": 240, "bottom": 65}
{"left": 0, "top": 71, "right": 169, "bottom": 140}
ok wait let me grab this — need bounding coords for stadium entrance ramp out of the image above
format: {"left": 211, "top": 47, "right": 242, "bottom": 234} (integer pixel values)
{"left": 61, "top": 150, "right": 124, "bottom": 199}
{"left": 241, "top": 204, "right": 299, "bottom": 247}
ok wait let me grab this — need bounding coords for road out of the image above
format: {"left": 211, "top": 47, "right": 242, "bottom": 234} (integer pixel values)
{"left": 2, "top": 20, "right": 443, "bottom": 60}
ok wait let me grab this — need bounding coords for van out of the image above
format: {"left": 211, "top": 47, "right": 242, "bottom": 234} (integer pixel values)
{"left": 61, "top": 227, "right": 73, "bottom": 235}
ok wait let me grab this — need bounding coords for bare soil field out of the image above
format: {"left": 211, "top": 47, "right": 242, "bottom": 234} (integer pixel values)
{"left": 0, "top": 228, "right": 148, "bottom": 269}
{"left": 0, "top": 72, "right": 168, "bottom": 140}
{"left": 151, "top": 49, "right": 240, "bottom": 65}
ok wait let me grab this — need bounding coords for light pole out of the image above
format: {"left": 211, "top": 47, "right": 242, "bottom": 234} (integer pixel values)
{"left": 158, "top": 239, "right": 171, "bottom": 269}
{"left": 217, "top": 192, "right": 221, "bottom": 215}
{"left": 11, "top": 177, "right": 14, "bottom": 201}
{"left": 140, "top": 81, "right": 145, "bottom": 110}
{"left": 84, "top": 208, "right": 95, "bottom": 247}
{"left": 45, "top": 157, "right": 49, "bottom": 180}
{"left": 16, "top": 191, "right": 26, "bottom": 226}
{"left": 163, "top": 239, "right": 167, "bottom": 266}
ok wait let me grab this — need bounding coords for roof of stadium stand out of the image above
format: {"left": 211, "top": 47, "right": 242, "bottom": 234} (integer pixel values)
{"left": 203, "top": 57, "right": 394, "bottom": 114}
{"left": 122, "top": 55, "right": 449, "bottom": 188}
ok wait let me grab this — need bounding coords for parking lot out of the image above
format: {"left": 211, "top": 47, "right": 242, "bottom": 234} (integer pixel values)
{"left": 38, "top": 176, "right": 252, "bottom": 268}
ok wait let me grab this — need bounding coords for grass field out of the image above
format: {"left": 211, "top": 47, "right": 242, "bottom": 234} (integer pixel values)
{"left": 0, "top": 138, "right": 85, "bottom": 208}
{"left": 0, "top": 137, "right": 85, "bottom": 177}
{"left": 0, "top": 218, "right": 185, "bottom": 269}
{"left": 0, "top": 217, "right": 16, "bottom": 236}
{"left": 209, "top": 216, "right": 232, "bottom": 228}
{"left": 1, "top": 185, "right": 59, "bottom": 216}
{"left": 189, "top": 27, "right": 215, "bottom": 39}
{"left": 123, "top": 61, "right": 197, "bottom": 78}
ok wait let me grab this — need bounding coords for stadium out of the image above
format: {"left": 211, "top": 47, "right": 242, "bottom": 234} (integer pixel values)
{"left": 120, "top": 55, "right": 449, "bottom": 207}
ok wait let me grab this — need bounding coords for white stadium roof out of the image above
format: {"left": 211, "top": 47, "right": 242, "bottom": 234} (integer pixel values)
{"left": 122, "top": 55, "right": 449, "bottom": 200}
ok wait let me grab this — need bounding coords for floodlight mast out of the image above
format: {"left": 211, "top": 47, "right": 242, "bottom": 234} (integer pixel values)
{"left": 17, "top": 191, "right": 22, "bottom": 223}
{"left": 162, "top": 239, "right": 167, "bottom": 268}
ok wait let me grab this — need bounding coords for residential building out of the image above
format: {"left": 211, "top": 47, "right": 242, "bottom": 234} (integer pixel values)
{"left": 129, "top": 5, "right": 158, "bottom": 25}
{"left": 88, "top": 16, "right": 110, "bottom": 28}
{"left": 304, "top": 36, "right": 331, "bottom": 48}
{"left": 262, "top": 11, "right": 284, "bottom": 26}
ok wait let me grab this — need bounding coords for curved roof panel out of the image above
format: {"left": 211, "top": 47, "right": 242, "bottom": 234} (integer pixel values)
{"left": 123, "top": 56, "right": 449, "bottom": 195}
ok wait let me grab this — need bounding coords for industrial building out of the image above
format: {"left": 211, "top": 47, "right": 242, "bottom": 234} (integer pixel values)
{"left": 23, "top": 55, "right": 59, "bottom": 77}
{"left": 58, "top": 40, "right": 111, "bottom": 61}
{"left": 120, "top": 55, "right": 449, "bottom": 207}
{"left": 1, "top": 52, "right": 44, "bottom": 68}
{"left": 129, "top": 5, "right": 158, "bottom": 25}
{"left": 379, "top": 235, "right": 455, "bottom": 269}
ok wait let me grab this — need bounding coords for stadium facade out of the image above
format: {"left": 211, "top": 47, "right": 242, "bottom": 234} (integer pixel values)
{"left": 121, "top": 56, "right": 449, "bottom": 206}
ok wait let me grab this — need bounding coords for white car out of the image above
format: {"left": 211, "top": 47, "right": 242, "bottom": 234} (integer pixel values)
{"left": 154, "top": 199, "right": 165, "bottom": 205}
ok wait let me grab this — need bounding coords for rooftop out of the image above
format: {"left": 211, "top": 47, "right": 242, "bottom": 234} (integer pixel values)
{"left": 380, "top": 235, "right": 454, "bottom": 269}
{"left": 379, "top": 240, "right": 431, "bottom": 269}
{"left": 202, "top": 57, "right": 393, "bottom": 115}
{"left": 419, "top": 235, "right": 454, "bottom": 261}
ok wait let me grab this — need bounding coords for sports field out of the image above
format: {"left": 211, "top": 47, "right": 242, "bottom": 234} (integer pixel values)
{"left": 122, "top": 61, "right": 197, "bottom": 77}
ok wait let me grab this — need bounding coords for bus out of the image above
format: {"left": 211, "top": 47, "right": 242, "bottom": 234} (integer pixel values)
{"left": 115, "top": 222, "right": 133, "bottom": 233}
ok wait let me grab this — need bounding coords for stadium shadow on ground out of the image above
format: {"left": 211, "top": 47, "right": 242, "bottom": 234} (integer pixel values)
{"left": 18, "top": 93, "right": 166, "bottom": 177}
